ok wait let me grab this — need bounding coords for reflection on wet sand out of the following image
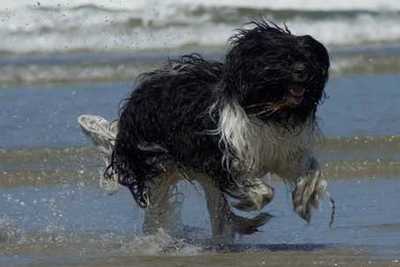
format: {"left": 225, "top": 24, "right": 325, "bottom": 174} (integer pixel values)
{"left": 2, "top": 135, "right": 400, "bottom": 187}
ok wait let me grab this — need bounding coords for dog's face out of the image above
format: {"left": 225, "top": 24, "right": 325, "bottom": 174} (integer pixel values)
{"left": 223, "top": 21, "right": 330, "bottom": 125}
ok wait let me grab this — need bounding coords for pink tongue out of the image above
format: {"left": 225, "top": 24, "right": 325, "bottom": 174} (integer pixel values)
{"left": 290, "top": 87, "right": 305, "bottom": 97}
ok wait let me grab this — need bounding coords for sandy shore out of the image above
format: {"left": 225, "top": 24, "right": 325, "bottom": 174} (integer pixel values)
{"left": 23, "top": 249, "right": 399, "bottom": 267}
{"left": 2, "top": 135, "right": 400, "bottom": 187}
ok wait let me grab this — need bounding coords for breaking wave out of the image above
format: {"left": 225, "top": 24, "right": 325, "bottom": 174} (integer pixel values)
{"left": 1, "top": 0, "right": 400, "bottom": 53}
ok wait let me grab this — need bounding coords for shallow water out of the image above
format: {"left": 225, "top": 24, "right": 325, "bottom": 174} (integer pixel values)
{"left": 1, "top": 178, "right": 400, "bottom": 266}
{"left": 1, "top": 56, "right": 400, "bottom": 266}
{"left": 1, "top": 74, "right": 400, "bottom": 149}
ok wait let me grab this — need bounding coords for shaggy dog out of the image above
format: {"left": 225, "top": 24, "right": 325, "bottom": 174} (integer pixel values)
{"left": 79, "top": 20, "right": 330, "bottom": 243}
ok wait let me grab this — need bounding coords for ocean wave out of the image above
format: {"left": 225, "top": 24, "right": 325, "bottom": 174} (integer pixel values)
{"left": 3, "top": 0, "right": 400, "bottom": 12}
{"left": 1, "top": 1, "right": 400, "bottom": 53}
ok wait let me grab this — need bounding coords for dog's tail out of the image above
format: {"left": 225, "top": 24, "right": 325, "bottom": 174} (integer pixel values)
{"left": 78, "top": 113, "right": 169, "bottom": 208}
{"left": 78, "top": 114, "right": 120, "bottom": 193}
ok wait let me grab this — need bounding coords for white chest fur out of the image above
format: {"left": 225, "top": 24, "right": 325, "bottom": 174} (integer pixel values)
{"left": 214, "top": 101, "right": 317, "bottom": 178}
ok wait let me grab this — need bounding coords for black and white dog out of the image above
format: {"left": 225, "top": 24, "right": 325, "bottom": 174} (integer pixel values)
{"left": 79, "top": 20, "right": 330, "bottom": 243}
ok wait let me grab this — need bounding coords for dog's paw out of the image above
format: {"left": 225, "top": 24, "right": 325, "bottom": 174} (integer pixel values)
{"left": 229, "top": 177, "right": 274, "bottom": 212}
{"left": 292, "top": 173, "right": 327, "bottom": 223}
{"left": 231, "top": 212, "right": 273, "bottom": 235}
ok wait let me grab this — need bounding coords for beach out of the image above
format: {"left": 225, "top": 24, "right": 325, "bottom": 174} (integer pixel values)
{"left": 1, "top": 1, "right": 400, "bottom": 266}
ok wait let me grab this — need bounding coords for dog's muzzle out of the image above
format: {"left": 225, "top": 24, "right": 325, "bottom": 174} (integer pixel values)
{"left": 288, "top": 86, "right": 306, "bottom": 105}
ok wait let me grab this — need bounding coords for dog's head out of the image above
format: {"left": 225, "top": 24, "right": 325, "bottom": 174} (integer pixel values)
{"left": 222, "top": 20, "right": 330, "bottom": 125}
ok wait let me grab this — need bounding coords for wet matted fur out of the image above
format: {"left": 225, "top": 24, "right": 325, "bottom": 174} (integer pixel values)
{"left": 105, "top": 20, "right": 330, "bottom": 232}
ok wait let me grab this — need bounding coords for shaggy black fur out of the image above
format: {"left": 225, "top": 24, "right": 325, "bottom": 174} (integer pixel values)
{"left": 107, "top": 20, "right": 330, "bottom": 208}
{"left": 225, "top": 22, "right": 329, "bottom": 124}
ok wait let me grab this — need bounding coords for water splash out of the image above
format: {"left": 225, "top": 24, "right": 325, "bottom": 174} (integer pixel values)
{"left": 0, "top": 216, "right": 21, "bottom": 243}
{"left": 121, "top": 229, "right": 202, "bottom": 256}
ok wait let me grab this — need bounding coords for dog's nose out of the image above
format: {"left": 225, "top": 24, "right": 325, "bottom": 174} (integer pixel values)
{"left": 293, "top": 62, "right": 305, "bottom": 71}
{"left": 292, "top": 63, "right": 308, "bottom": 82}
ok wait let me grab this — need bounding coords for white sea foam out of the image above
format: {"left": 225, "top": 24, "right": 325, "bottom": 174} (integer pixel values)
{"left": 2, "top": 0, "right": 400, "bottom": 11}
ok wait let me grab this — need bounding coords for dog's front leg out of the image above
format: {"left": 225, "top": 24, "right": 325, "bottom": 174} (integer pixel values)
{"left": 229, "top": 174, "right": 275, "bottom": 212}
{"left": 196, "top": 175, "right": 272, "bottom": 244}
{"left": 195, "top": 174, "right": 236, "bottom": 243}
{"left": 292, "top": 156, "right": 328, "bottom": 223}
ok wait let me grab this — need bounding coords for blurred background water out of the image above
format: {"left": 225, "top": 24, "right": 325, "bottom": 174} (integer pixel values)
{"left": 1, "top": 1, "right": 400, "bottom": 266}
{"left": 1, "top": 0, "right": 400, "bottom": 85}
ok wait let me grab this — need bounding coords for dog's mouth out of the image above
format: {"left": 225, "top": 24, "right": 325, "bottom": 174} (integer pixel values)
{"left": 287, "top": 86, "right": 306, "bottom": 105}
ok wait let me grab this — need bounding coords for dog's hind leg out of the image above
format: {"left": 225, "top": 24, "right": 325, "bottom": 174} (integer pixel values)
{"left": 78, "top": 114, "right": 186, "bottom": 235}
{"left": 142, "top": 172, "right": 184, "bottom": 236}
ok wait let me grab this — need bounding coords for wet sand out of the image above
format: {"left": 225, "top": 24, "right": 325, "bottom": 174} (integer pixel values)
{"left": 2, "top": 245, "right": 397, "bottom": 267}
{"left": 73, "top": 252, "right": 397, "bottom": 267}
{"left": 1, "top": 172, "right": 400, "bottom": 266}
{"left": 2, "top": 135, "right": 400, "bottom": 187}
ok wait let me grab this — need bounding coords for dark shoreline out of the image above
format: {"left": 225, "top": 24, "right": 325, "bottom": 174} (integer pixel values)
{"left": 2, "top": 45, "right": 400, "bottom": 86}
